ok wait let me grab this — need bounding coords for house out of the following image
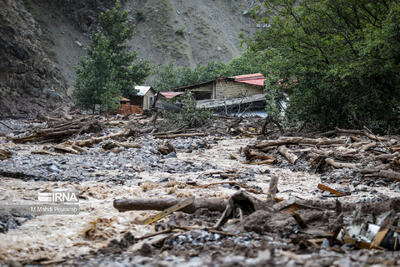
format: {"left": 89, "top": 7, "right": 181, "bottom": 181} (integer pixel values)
{"left": 117, "top": 97, "right": 142, "bottom": 115}
{"left": 117, "top": 86, "right": 156, "bottom": 115}
{"left": 130, "top": 86, "right": 156, "bottom": 110}
{"left": 174, "top": 73, "right": 265, "bottom": 101}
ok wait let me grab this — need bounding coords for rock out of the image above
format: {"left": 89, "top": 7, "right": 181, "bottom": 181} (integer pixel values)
{"left": 164, "top": 151, "right": 177, "bottom": 158}
{"left": 157, "top": 141, "right": 175, "bottom": 155}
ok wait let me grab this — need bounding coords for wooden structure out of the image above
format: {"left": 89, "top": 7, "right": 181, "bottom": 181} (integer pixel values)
{"left": 174, "top": 73, "right": 265, "bottom": 101}
{"left": 117, "top": 97, "right": 142, "bottom": 115}
{"left": 131, "top": 86, "right": 156, "bottom": 111}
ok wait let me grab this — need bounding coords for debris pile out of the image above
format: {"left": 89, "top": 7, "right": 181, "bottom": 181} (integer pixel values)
{"left": 244, "top": 128, "right": 400, "bottom": 186}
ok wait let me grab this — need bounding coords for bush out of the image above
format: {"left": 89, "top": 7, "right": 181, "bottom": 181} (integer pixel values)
{"left": 161, "top": 92, "right": 212, "bottom": 128}
{"left": 251, "top": 0, "right": 400, "bottom": 133}
{"left": 180, "top": 92, "right": 212, "bottom": 127}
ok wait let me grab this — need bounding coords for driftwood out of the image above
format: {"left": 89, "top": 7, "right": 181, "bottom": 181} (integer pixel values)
{"left": 376, "top": 152, "right": 399, "bottom": 162}
{"left": 157, "top": 141, "right": 175, "bottom": 155}
{"left": 335, "top": 127, "right": 388, "bottom": 142}
{"left": 277, "top": 145, "right": 298, "bottom": 164}
{"left": 364, "top": 170, "right": 400, "bottom": 181}
{"left": 325, "top": 158, "right": 358, "bottom": 169}
{"left": 0, "top": 148, "right": 12, "bottom": 160}
{"left": 154, "top": 132, "right": 207, "bottom": 139}
{"left": 11, "top": 117, "right": 103, "bottom": 143}
{"left": 243, "top": 147, "right": 275, "bottom": 161}
{"left": 255, "top": 137, "right": 345, "bottom": 149}
{"left": 113, "top": 198, "right": 227, "bottom": 214}
{"left": 63, "top": 129, "right": 133, "bottom": 147}
{"left": 321, "top": 127, "right": 389, "bottom": 142}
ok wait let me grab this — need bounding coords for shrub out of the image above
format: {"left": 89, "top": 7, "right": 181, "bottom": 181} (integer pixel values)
{"left": 251, "top": 0, "right": 400, "bottom": 133}
{"left": 180, "top": 92, "right": 212, "bottom": 127}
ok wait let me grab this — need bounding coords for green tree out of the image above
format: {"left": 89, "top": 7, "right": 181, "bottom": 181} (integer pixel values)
{"left": 74, "top": 0, "right": 150, "bottom": 112}
{"left": 152, "top": 51, "right": 266, "bottom": 92}
{"left": 251, "top": 0, "right": 400, "bottom": 132}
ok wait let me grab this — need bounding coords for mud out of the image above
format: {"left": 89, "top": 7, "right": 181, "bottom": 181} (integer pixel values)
{"left": 1, "top": 117, "right": 400, "bottom": 266}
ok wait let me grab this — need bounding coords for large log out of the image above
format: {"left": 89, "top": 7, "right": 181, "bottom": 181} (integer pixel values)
{"left": 255, "top": 137, "right": 345, "bottom": 149}
{"left": 154, "top": 133, "right": 207, "bottom": 139}
{"left": 334, "top": 128, "right": 388, "bottom": 141}
{"left": 114, "top": 198, "right": 227, "bottom": 214}
{"left": 364, "top": 170, "right": 400, "bottom": 181}
{"left": 277, "top": 145, "right": 298, "bottom": 164}
{"left": 0, "top": 148, "right": 12, "bottom": 160}
{"left": 325, "top": 158, "right": 358, "bottom": 169}
{"left": 63, "top": 129, "right": 133, "bottom": 147}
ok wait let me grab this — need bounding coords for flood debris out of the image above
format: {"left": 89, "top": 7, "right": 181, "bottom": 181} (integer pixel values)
{"left": 2, "top": 115, "right": 400, "bottom": 265}
{"left": 0, "top": 148, "right": 12, "bottom": 160}
{"left": 157, "top": 141, "right": 175, "bottom": 155}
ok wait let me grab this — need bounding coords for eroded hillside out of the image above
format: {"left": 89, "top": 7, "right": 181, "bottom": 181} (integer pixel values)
{"left": 0, "top": 0, "right": 256, "bottom": 117}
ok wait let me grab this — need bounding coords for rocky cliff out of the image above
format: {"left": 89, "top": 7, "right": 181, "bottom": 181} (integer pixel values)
{"left": 0, "top": 0, "right": 256, "bottom": 118}
{"left": 0, "top": 0, "right": 68, "bottom": 118}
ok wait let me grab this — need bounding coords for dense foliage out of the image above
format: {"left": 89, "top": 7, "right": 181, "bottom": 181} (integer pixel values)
{"left": 252, "top": 0, "right": 400, "bottom": 132}
{"left": 74, "top": 1, "right": 150, "bottom": 112}
{"left": 152, "top": 50, "right": 266, "bottom": 92}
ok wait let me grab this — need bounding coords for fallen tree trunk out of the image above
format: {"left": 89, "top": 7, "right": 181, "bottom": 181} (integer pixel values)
{"left": 114, "top": 198, "right": 227, "bottom": 214}
{"left": 364, "top": 170, "right": 400, "bottom": 181}
{"left": 0, "top": 148, "right": 12, "bottom": 160}
{"left": 334, "top": 128, "right": 388, "bottom": 141}
{"left": 154, "top": 133, "right": 207, "bottom": 139}
{"left": 255, "top": 137, "right": 345, "bottom": 149}
{"left": 325, "top": 158, "right": 358, "bottom": 169}
{"left": 63, "top": 129, "right": 133, "bottom": 147}
{"left": 11, "top": 118, "right": 103, "bottom": 143}
{"left": 278, "top": 145, "right": 298, "bottom": 164}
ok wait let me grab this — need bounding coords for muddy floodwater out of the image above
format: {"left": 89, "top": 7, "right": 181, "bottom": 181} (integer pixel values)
{"left": 1, "top": 118, "right": 400, "bottom": 266}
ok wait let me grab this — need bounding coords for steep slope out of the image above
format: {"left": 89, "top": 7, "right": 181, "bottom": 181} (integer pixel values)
{"left": 0, "top": 0, "right": 256, "bottom": 118}
{"left": 0, "top": 0, "right": 69, "bottom": 118}
{"left": 126, "top": 0, "right": 256, "bottom": 67}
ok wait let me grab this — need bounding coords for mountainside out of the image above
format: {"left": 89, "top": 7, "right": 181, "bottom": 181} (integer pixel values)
{"left": 0, "top": 0, "right": 257, "bottom": 118}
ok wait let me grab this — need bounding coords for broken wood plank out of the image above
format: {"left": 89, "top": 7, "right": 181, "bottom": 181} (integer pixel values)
{"left": 277, "top": 145, "right": 298, "bottom": 164}
{"left": 317, "top": 184, "right": 346, "bottom": 196}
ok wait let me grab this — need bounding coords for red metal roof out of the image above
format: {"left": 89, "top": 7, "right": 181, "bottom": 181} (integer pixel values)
{"left": 159, "top": 92, "right": 184, "bottom": 99}
{"left": 233, "top": 73, "right": 265, "bottom": 86}
{"left": 120, "top": 97, "right": 130, "bottom": 102}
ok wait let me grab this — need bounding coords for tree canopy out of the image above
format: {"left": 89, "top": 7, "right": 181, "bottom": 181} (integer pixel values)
{"left": 73, "top": 0, "right": 150, "bottom": 112}
{"left": 151, "top": 50, "right": 266, "bottom": 92}
{"left": 251, "top": 0, "right": 400, "bottom": 132}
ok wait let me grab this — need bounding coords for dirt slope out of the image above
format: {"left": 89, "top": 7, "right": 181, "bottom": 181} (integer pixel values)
{"left": 0, "top": 0, "right": 256, "bottom": 118}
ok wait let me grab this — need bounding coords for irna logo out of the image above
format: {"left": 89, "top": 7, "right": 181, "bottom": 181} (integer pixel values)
{"left": 38, "top": 191, "right": 79, "bottom": 203}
